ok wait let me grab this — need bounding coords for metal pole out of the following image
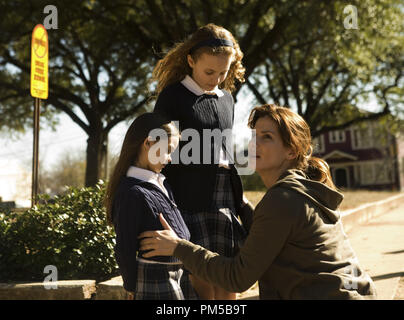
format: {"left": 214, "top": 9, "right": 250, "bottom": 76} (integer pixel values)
{"left": 103, "top": 135, "right": 108, "bottom": 180}
{"left": 31, "top": 98, "right": 40, "bottom": 207}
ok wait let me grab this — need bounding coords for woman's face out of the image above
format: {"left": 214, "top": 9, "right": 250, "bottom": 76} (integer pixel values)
{"left": 248, "top": 117, "right": 294, "bottom": 174}
{"left": 144, "top": 136, "right": 180, "bottom": 173}
{"left": 187, "top": 52, "right": 233, "bottom": 91}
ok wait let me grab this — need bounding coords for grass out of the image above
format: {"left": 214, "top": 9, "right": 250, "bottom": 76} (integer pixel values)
{"left": 244, "top": 190, "right": 401, "bottom": 211}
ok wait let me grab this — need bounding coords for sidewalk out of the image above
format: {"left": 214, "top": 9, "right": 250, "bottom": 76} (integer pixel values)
{"left": 347, "top": 203, "right": 404, "bottom": 300}
{"left": 238, "top": 201, "right": 404, "bottom": 300}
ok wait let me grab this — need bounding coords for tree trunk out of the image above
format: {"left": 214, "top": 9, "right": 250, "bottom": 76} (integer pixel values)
{"left": 85, "top": 129, "right": 106, "bottom": 187}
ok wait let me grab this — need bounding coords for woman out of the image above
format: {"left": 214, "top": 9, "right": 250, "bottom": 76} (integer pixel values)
{"left": 138, "top": 104, "right": 377, "bottom": 300}
{"left": 151, "top": 23, "right": 251, "bottom": 300}
{"left": 104, "top": 112, "right": 195, "bottom": 300}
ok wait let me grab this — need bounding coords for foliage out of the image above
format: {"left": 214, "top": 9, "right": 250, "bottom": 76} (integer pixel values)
{"left": 0, "top": 181, "right": 118, "bottom": 282}
{"left": 39, "top": 149, "right": 86, "bottom": 195}
{"left": 245, "top": 0, "right": 404, "bottom": 136}
{"left": 0, "top": 0, "right": 402, "bottom": 184}
{"left": 0, "top": 0, "right": 153, "bottom": 186}
{"left": 241, "top": 172, "right": 266, "bottom": 191}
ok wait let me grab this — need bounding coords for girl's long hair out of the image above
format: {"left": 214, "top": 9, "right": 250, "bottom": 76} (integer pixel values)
{"left": 104, "top": 113, "right": 179, "bottom": 225}
{"left": 151, "top": 23, "right": 245, "bottom": 96}
{"left": 248, "top": 104, "right": 336, "bottom": 190}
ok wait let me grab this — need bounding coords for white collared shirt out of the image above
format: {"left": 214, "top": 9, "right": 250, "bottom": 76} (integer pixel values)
{"left": 126, "top": 166, "right": 169, "bottom": 197}
{"left": 181, "top": 75, "right": 230, "bottom": 169}
{"left": 181, "top": 74, "right": 224, "bottom": 97}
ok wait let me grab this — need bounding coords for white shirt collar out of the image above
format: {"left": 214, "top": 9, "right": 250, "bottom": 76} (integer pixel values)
{"left": 181, "top": 75, "right": 224, "bottom": 97}
{"left": 126, "top": 166, "right": 167, "bottom": 194}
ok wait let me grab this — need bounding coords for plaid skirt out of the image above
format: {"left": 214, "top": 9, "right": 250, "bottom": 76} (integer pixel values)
{"left": 179, "top": 169, "right": 247, "bottom": 297}
{"left": 181, "top": 168, "right": 247, "bottom": 257}
{"left": 134, "top": 259, "right": 186, "bottom": 300}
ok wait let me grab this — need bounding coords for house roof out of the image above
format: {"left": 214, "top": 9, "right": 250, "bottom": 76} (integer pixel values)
{"left": 322, "top": 150, "right": 358, "bottom": 161}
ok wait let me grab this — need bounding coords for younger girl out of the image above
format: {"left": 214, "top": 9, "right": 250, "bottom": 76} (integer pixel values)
{"left": 104, "top": 112, "right": 193, "bottom": 300}
{"left": 152, "top": 23, "right": 251, "bottom": 300}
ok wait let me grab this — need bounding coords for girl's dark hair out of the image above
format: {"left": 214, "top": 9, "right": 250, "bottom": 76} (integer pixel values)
{"left": 248, "top": 104, "right": 336, "bottom": 189}
{"left": 104, "top": 112, "right": 179, "bottom": 225}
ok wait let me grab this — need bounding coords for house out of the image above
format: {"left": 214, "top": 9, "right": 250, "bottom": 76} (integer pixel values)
{"left": 312, "top": 120, "right": 404, "bottom": 190}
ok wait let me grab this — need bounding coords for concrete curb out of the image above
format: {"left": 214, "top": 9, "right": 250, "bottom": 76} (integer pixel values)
{"left": 96, "top": 276, "right": 127, "bottom": 300}
{"left": 393, "top": 277, "right": 404, "bottom": 300}
{"left": 340, "top": 193, "right": 404, "bottom": 233}
{"left": 0, "top": 280, "right": 96, "bottom": 300}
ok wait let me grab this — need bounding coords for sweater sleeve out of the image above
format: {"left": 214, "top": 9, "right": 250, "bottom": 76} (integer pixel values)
{"left": 173, "top": 189, "right": 298, "bottom": 292}
{"left": 113, "top": 188, "right": 146, "bottom": 292}
{"left": 153, "top": 87, "right": 176, "bottom": 120}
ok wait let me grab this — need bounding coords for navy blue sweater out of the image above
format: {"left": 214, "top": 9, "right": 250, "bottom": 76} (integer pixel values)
{"left": 154, "top": 81, "right": 244, "bottom": 213}
{"left": 112, "top": 176, "right": 190, "bottom": 292}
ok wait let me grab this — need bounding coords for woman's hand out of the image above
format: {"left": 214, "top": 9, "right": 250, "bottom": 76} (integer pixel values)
{"left": 138, "top": 214, "right": 181, "bottom": 257}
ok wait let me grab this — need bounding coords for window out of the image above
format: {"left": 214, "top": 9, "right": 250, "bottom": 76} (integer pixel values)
{"left": 312, "top": 135, "right": 325, "bottom": 154}
{"left": 359, "top": 160, "right": 393, "bottom": 185}
{"left": 329, "top": 130, "right": 346, "bottom": 143}
{"left": 374, "top": 162, "right": 392, "bottom": 184}
{"left": 351, "top": 126, "right": 373, "bottom": 149}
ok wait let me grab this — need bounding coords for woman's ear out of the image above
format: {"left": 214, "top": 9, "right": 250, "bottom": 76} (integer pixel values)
{"left": 286, "top": 148, "right": 297, "bottom": 161}
{"left": 187, "top": 54, "right": 195, "bottom": 69}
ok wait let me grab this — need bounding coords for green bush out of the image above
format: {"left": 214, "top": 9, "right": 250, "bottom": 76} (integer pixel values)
{"left": 0, "top": 181, "right": 119, "bottom": 283}
{"left": 241, "top": 172, "right": 266, "bottom": 191}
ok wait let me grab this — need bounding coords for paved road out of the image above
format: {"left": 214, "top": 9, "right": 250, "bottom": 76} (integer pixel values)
{"left": 347, "top": 203, "right": 404, "bottom": 300}
{"left": 238, "top": 203, "right": 404, "bottom": 300}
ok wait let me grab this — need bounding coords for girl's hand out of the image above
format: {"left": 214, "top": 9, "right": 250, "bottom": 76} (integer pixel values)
{"left": 138, "top": 214, "right": 181, "bottom": 257}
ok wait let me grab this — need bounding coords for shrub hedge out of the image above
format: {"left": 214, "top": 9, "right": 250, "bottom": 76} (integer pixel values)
{"left": 240, "top": 172, "right": 266, "bottom": 191}
{"left": 0, "top": 181, "right": 119, "bottom": 283}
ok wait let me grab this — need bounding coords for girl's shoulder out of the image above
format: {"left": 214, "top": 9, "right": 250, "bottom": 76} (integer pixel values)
{"left": 159, "top": 81, "right": 188, "bottom": 98}
{"left": 216, "top": 88, "right": 234, "bottom": 107}
{"left": 117, "top": 177, "right": 147, "bottom": 199}
{"left": 118, "top": 177, "right": 164, "bottom": 212}
{"left": 220, "top": 88, "right": 233, "bottom": 98}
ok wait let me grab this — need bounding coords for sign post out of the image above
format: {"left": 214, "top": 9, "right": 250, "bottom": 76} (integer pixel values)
{"left": 30, "top": 24, "right": 48, "bottom": 207}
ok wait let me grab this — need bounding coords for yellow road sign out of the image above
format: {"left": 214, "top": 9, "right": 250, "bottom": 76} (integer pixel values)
{"left": 30, "top": 24, "right": 48, "bottom": 99}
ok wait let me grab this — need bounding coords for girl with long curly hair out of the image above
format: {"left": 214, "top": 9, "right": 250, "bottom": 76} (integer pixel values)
{"left": 152, "top": 23, "right": 251, "bottom": 300}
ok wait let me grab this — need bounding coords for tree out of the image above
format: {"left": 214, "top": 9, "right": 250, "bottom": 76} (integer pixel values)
{"left": 245, "top": 0, "right": 404, "bottom": 136}
{"left": 0, "top": 0, "right": 153, "bottom": 186}
{"left": 38, "top": 149, "right": 86, "bottom": 195}
{"left": 1, "top": 0, "right": 402, "bottom": 186}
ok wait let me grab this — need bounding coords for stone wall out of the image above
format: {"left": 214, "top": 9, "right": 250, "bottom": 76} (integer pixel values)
{"left": 0, "top": 280, "right": 96, "bottom": 300}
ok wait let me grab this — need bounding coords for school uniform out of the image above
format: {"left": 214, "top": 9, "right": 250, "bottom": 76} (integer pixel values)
{"left": 154, "top": 75, "right": 247, "bottom": 264}
{"left": 111, "top": 166, "right": 197, "bottom": 300}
